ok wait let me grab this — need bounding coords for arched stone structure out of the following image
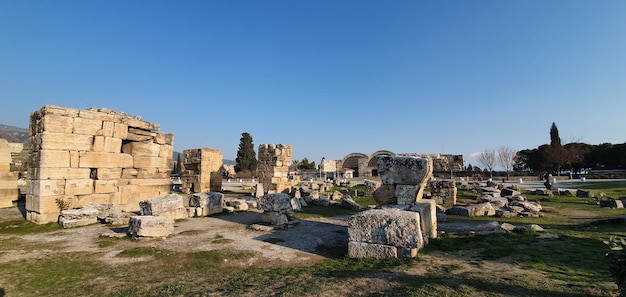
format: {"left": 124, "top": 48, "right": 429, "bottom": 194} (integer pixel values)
{"left": 339, "top": 153, "right": 367, "bottom": 177}
{"left": 366, "top": 150, "right": 395, "bottom": 177}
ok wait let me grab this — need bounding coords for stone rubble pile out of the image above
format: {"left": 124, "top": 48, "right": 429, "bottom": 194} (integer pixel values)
{"left": 445, "top": 185, "right": 543, "bottom": 218}
{"left": 257, "top": 193, "right": 301, "bottom": 229}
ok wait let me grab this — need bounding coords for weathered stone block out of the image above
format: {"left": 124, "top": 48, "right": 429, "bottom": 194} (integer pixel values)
{"left": 65, "top": 179, "right": 94, "bottom": 196}
{"left": 348, "top": 242, "right": 398, "bottom": 259}
{"left": 396, "top": 184, "right": 420, "bottom": 205}
{"left": 188, "top": 192, "right": 224, "bottom": 215}
{"left": 349, "top": 208, "right": 424, "bottom": 249}
{"left": 128, "top": 216, "right": 174, "bottom": 237}
{"left": 31, "top": 179, "right": 66, "bottom": 196}
{"left": 122, "top": 141, "right": 161, "bottom": 156}
{"left": 133, "top": 156, "right": 168, "bottom": 169}
{"left": 31, "top": 150, "right": 70, "bottom": 168}
{"left": 408, "top": 200, "right": 438, "bottom": 240}
{"left": 94, "top": 180, "right": 118, "bottom": 194}
{"left": 73, "top": 117, "right": 103, "bottom": 135}
{"left": 376, "top": 156, "right": 431, "bottom": 185}
{"left": 154, "top": 132, "right": 174, "bottom": 145}
{"left": 78, "top": 152, "right": 133, "bottom": 168}
{"left": 257, "top": 193, "right": 293, "bottom": 213}
{"left": 113, "top": 123, "right": 128, "bottom": 139}
{"left": 95, "top": 168, "right": 122, "bottom": 180}
{"left": 139, "top": 194, "right": 187, "bottom": 220}
{"left": 373, "top": 184, "right": 396, "bottom": 205}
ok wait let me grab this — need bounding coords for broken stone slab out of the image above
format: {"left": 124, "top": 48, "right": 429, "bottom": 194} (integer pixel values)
{"left": 396, "top": 185, "right": 420, "bottom": 205}
{"left": 349, "top": 208, "right": 424, "bottom": 250}
{"left": 373, "top": 184, "right": 396, "bottom": 205}
{"left": 407, "top": 200, "right": 438, "bottom": 241}
{"left": 310, "top": 198, "right": 331, "bottom": 207}
{"left": 257, "top": 193, "right": 294, "bottom": 213}
{"left": 188, "top": 192, "right": 224, "bottom": 215}
{"left": 477, "top": 196, "right": 509, "bottom": 208}
{"left": 248, "top": 223, "right": 274, "bottom": 232}
{"left": 446, "top": 202, "right": 496, "bottom": 217}
{"left": 140, "top": 193, "right": 188, "bottom": 220}
{"left": 226, "top": 199, "right": 250, "bottom": 211}
{"left": 261, "top": 211, "right": 288, "bottom": 227}
{"left": 501, "top": 188, "right": 521, "bottom": 197}
{"left": 600, "top": 198, "right": 624, "bottom": 208}
{"left": 58, "top": 216, "right": 98, "bottom": 228}
{"left": 376, "top": 156, "right": 431, "bottom": 185}
{"left": 128, "top": 216, "right": 174, "bottom": 237}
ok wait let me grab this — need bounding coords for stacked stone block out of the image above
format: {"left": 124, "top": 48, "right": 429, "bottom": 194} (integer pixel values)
{"left": 188, "top": 192, "right": 224, "bottom": 216}
{"left": 0, "top": 140, "right": 23, "bottom": 208}
{"left": 26, "top": 105, "right": 173, "bottom": 223}
{"left": 428, "top": 180, "right": 457, "bottom": 205}
{"left": 350, "top": 156, "right": 437, "bottom": 259}
{"left": 258, "top": 144, "right": 295, "bottom": 194}
{"left": 181, "top": 148, "right": 223, "bottom": 193}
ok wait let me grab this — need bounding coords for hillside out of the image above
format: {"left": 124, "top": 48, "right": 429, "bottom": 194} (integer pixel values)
{"left": 0, "top": 124, "right": 28, "bottom": 143}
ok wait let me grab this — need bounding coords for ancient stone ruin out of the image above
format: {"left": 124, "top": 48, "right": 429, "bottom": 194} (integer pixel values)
{"left": 257, "top": 144, "right": 297, "bottom": 194}
{"left": 181, "top": 148, "right": 223, "bottom": 193}
{"left": 26, "top": 105, "right": 173, "bottom": 223}
{"left": 428, "top": 180, "right": 457, "bottom": 205}
{"left": 349, "top": 156, "right": 437, "bottom": 259}
{"left": 0, "top": 139, "right": 23, "bottom": 208}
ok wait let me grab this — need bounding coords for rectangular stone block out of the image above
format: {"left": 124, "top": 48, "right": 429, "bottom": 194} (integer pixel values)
{"left": 139, "top": 194, "right": 186, "bottom": 219}
{"left": 30, "top": 167, "right": 91, "bottom": 180}
{"left": 75, "top": 193, "right": 116, "bottom": 206}
{"left": 65, "top": 179, "right": 94, "bottom": 196}
{"left": 73, "top": 117, "right": 103, "bottom": 135}
{"left": 409, "top": 200, "right": 438, "bottom": 241}
{"left": 26, "top": 211, "right": 62, "bottom": 224}
{"left": 154, "top": 132, "right": 174, "bottom": 145}
{"left": 32, "top": 150, "right": 70, "bottom": 168}
{"left": 69, "top": 150, "right": 79, "bottom": 167}
{"left": 348, "top": 242, "right": 397, "bottom": 259}
{"left": 79, "top": 152, "right": 133, "bottom": 168}
{"left": 39, "top": 132, "right": 94, "bottom": 151}
{"left": 101, "top": 121, "right": 115, "bottom": 137}
{"left": 128, "top": 216, "right": 174, "bottom": 237}
{"left": 137, "top": 168, "right": 170, "bottom": 179}
{"left": 348, "top": 208, "right": 424, "bottom": 249}
{"left": 94, "top": 180, "right": 119, "bottom": 193}
{"left": 113, "top": 123, "right": 128, "bottom": 139}
{"left": 123, "top": 118, "right": 159, "bottom": 131}
{"left": 133, "top": 156, "right": 168, "bottom": 169}
{"left": 42, "top": 114, "right": 74, "bottom": 133}
{"left": 121, "top": 168, "right": 138, "bottom": 178}
{"left": 396, "top": 185, "right": 420, "bottom": 205}
{"left": 31, "top": 179, "right": 66, "bottom": 196}
{"left": 94, "top": 136, "right": 122, "bottom": 153}
{"left": 95, "top": 168, "right": 122, "bottom": 180}
{"left": 376, "top": 156, "right": 431, "bottom": 186}
{"left": 26, "top": 194, "right": 66, "bottom": 213}
{"left": 122, "top": 141, "right": 161, "bottom": 156}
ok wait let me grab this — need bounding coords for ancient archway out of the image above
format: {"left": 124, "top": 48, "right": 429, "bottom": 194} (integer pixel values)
{"left": 366, "top": 150, "right": 395, "bottom": 177}
{"left": 339, "top": 153, "right": 368, "bottom": 177}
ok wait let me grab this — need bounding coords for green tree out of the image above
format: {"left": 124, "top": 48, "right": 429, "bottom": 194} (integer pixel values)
{"left": 295, "top": 158, "right": 316, "bottom": 170}
{"left": 547, "top": 122, "right": 567, "bottom": 174}
{"left": 235, "top": 132, "right": 258, "bottom": 172}
{"left": 175, "top": 154, "right": 183, "bottom": 174}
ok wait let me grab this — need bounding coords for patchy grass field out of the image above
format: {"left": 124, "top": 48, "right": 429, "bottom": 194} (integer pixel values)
{"left": 1, "top": 182, "right": 625, "bottom": 296}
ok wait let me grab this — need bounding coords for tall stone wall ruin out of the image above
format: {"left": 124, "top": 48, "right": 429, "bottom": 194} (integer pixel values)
{"left": 0, "top": 139, "right": 23, "bottom": 208}
{"left": 26, "top": 105, "right": 173, "bottom": 223}
{"left": 258, "top": 144, "right": 296, "bottom": 194}
{"left": 181, "top": 148, "right": 223, "bottom": 193}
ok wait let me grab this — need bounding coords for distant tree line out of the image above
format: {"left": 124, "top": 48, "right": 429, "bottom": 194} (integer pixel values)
{"left": 514, "top": 122, "right": 626, "bottom": 174}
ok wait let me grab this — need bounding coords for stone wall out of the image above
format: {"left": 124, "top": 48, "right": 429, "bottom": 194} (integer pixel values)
{"left": 429, "top": 180, "right": 457, "bottom": 205}
{"left": 26, "top": 105, "right": 173, "bottom": 223}
{"left": 258, "top": 144, "right": 296, "bottom": 194}
{"left": 181, "top": 148, "right": 223, "bottom": 193}
{"left": 0, "top": 139, "right": 23, "bottom": 208}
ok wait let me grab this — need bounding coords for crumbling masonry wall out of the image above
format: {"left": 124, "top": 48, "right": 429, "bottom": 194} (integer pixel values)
{"left": 428, "top": 180, "right": 457, "bottom": 205}
{"left": 181, "top": 148, "right": 223, "bottom": 193}
{"left": 26, "top": 105, "right": 173, "bottom": 223}
{"left": 0, "top": 139, "right": 23, "bottom": 208}
{"left": 258, "top": 144, "right": 296, "bottom": 194}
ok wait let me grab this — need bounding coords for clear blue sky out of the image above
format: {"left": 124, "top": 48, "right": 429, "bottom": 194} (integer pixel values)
{"left": 1, "top": 1, "right": 625, "bottom": 169}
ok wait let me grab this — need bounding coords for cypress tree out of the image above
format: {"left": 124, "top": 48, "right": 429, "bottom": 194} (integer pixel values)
{"left": 235, "top": 132, "right": 258, "bottom": 172}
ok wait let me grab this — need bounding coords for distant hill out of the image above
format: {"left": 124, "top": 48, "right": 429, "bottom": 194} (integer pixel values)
{"left": 0, "top": 124, "right": 28, "bottom": 143}
{"left": 173, "top": 151, "right": 235, "bottom": 165}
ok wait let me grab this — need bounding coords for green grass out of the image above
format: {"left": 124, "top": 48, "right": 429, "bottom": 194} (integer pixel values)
{"left": 0, "top": 220, "right": 61, "bottom": 235}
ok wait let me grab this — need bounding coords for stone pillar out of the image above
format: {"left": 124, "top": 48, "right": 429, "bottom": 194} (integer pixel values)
{"left": 0, "top": 140, "right": 23, "bottom": 208}
{"left": 26, "top": 105, "right": 173, "bottom": 223}
{"left": 181, "top": 148, "right": 222, "bottom": 193}
{"left": 258, "top": 144, "right": 296, "bottom": 194}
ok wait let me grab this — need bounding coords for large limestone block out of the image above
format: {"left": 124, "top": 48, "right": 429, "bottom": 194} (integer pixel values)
{"left": 122, "top": 141, "right": 161, "bottom": 156}
{"left": 31, "top": 150, "right": 70, "bottom": 168}
{"left": 139, "top": 194, "right": 187, "bottom": 220}
{"left": 188, "top": 192, "right": 224, "bottom": 215}
{"left": 25, "top": 194, "right": 65, "bottom": 214}
{"left": 78, "top": 152, "right": 133, "bottom": 168}
{"left": 113, "top": 123, "right": 128, "bottom": 139}
{"left": 93, "top": 136, "right": 122, "bottom": 153}
{"left": 40, "top": 114, "right": 74, "bottom": 133}
{"left": 31, "top": 179, "right": 66, "bottom": 196}
{"left": 137, "top": 168, "right": 170, "bottom": 179}
{"left": 94, "top": 180, "right": 119, "bottom": 194}
{"left": 159, "top": 145, "right": 173, "bottom": 158}
{"left": 349, "top": 208, "right": 424, "bottom": 249}
{"left": 95, "top": 168, "right": 122, "bottom": 180}
{"left": 408, "top": 200, "right": 438, "bottom": 240}
{"left": 133, "top": 156, "right": 169, "bottom": 169}
{"left": 376, "top": 156, "right": 431, "bottom": 186}
{"left": 373, "top": 184, "right": 396, "bottom": 205}
{"left": 348, "top": 242, "right": 398, "bottom": 259}
{"left": 30, "top": 167, "right": 91, "bottom": 180}
{"left": 128, "top": 216, "right": 174, "bottom": 237}
{"left": 257, "top": 193, "right": 294, "bottom": 213}
{"left": 73, "top": 117, "right": 103, "bottom": 135}
{"left": 65, "top": 179, "right": 94, "bottom": 196}
{"left": 154, "top": 133, "right": 174, "bottom": 145}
